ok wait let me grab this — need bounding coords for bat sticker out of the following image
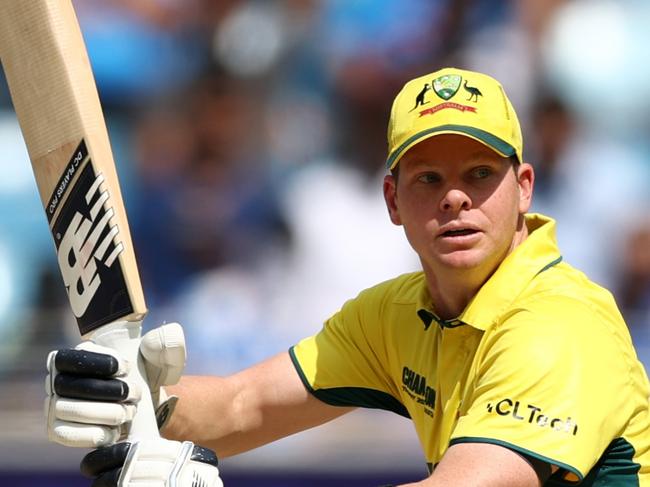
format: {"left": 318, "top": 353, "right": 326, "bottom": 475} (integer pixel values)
{"left": 50, "top": 139, "right": 134, "bottom": 335}
{"left": 46, "top": 140, "right": 88, "bottom": 222}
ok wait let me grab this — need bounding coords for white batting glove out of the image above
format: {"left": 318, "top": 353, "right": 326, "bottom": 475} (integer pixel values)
{"left": 45, "top": 323, "right": 186, "bottom": 448}
{"left": 80, "top": 439, "right": 223, "bottom": 487}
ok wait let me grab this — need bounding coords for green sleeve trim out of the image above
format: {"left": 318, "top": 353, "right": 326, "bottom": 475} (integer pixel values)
{"left": 288, "top": 346, "right": 410, "bottom": 418}
{"left": 449, "top": 436, "right": 583, "bottom": 483}
{"left": 288, "top": 346, "right": 314, "bottom": 392}
{"left": 576, "top": 437, "right": 640, "bottom": 487}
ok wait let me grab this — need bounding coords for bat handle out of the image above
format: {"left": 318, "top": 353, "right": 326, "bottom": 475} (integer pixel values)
{"left": 90, "top": 320, "right": 161, "bottom": 441}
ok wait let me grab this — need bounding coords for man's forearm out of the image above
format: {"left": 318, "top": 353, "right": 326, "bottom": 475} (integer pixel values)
{"left": 161, "top": 352, "right": 353, "bottom": 457}
{"left": 163, "top": 374, "right": 250, "bottom": 457}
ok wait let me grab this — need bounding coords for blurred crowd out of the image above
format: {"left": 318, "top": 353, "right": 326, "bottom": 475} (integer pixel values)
{"left": 1, "top": 0, "right": 650, "bottom": 380}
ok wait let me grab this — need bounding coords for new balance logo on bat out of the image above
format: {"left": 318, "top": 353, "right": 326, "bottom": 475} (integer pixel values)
{"left": 49, "top": 140, "right": 134, "bottom": 335}
{"left": 58, "top": 171, "right": 124, "bottom": 317}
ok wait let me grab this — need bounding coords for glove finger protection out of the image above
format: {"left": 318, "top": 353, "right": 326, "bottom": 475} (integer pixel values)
{"left": 45, "top": 323, "right": 186, "bottom": 448}
{"left": 80, "top": 439, "right": 223, "bottom": 487}
{"left": 139, "top": 323, "right": 186, "bottom": 431}
{"left": 46, "top": 343, "right": 136, "bottom": 447}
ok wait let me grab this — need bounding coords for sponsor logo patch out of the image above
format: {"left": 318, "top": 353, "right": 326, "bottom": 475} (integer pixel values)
{"left": 486, "top": 398, "right": 578, "bottom": 436}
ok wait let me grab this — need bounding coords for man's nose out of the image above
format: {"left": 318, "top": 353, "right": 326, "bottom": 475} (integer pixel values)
{"left": 440, "top": 188, "right": 471, "bottom": 212}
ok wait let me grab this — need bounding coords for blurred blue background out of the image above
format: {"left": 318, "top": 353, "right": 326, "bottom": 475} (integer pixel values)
{"left": 1, "top": 0, "right": 650, "bottom": 485}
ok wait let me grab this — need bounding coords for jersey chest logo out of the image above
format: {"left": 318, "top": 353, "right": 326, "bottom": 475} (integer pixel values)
{"left": 402, "top": 366, "right": 436, "bottom": 416}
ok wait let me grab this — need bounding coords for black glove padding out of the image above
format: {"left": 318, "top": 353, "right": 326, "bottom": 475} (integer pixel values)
{"left": 46, "top": 323, "right": 186, "bottom": 448}
{"left": 54, "top": 349, "right": 131, "bottom": 401}
{"left": 80, "top": 442, "right": 131, "bottom": 487}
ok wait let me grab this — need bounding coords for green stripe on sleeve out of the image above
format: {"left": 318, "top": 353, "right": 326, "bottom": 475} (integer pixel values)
{"left": 288, "top": 346, "right": 410, "bottom": 418}
{"left": 288, "top": 346, "right": 315, "bottom": 392}
{"left": 449, "top": 437, "right": 641, "bottom": 486}
{"left": 449, "top": 436, "right": 583, "bottom": 483}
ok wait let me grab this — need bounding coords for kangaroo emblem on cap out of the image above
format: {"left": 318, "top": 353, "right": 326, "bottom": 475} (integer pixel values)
{"left": 463, "top": 80, "right": 483, "bottom": 102}
{"left": 410, "top": 83, "right": 431, "bottom": 112}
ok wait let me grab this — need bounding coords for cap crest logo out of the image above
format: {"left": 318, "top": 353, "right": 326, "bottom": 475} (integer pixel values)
{"left": 433, "top": 74, "right": 461, "bottom": 100}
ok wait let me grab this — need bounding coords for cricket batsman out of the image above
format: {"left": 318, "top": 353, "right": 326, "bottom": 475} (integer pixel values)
{"left": 46, "top": 67, "right": 650, "bottom": 486}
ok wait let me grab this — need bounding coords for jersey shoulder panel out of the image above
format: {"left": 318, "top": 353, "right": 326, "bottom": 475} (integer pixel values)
{"left": 290, "top": 272, "right": 426, "bottom": 416}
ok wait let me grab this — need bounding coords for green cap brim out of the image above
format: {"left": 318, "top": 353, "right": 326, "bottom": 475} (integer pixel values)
{"left": 386, "top": 124, "right": 518, "bottom": 170}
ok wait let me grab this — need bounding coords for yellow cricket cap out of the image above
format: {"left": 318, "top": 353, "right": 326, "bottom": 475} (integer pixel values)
{"left": 386, "top": 67, "right": 523, "bottom": 170}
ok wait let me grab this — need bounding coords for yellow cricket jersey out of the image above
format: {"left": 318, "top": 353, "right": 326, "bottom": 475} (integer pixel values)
{"left": 290, "top": 214, "right": 650, "bottom": 485}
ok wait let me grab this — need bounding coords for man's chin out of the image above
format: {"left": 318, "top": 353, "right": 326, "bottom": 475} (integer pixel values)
{"left": 436, "top": 249, "right": 487, "bottom": 271}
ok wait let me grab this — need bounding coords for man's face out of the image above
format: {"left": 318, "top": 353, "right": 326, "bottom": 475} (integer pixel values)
{"left": 383, "top": 134, "right": 534, "bottom": 280}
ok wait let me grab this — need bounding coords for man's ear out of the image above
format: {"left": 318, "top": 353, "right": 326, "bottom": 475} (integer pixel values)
{"left": 383, "top": 174, "right": 402, "bottom": 225}
{"left": 516, "top": 162, "right": 534, "bottom": 214}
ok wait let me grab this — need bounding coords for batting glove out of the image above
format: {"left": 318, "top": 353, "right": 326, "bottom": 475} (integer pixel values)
{"left": 80, "top": 439, "right": 223, "bottom": 487}
{"left": 45, "top": 323, "right": 186, "bottom": 448}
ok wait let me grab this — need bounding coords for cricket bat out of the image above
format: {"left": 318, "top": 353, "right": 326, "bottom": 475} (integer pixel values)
{"left": 0, "top": 1, "right": 159, "bottom": 441}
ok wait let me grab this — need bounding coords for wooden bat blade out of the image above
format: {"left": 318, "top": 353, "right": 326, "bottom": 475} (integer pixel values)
{"left": 0, "top": 0, "right": 159, "bottom": 443}
{"left": 0, "top": 1, "right": 146, "bottom": 337}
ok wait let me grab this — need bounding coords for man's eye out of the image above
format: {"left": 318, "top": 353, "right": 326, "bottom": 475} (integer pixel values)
{"left": 472, "top": 167, "right": 492, "bottom": 179}
{"left": 417, "top": 173, "right": 440, "bottom": 183}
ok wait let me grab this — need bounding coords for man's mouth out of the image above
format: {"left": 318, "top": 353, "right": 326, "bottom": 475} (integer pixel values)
{"left": 441, "top": 228, "right": 477, "bottom": 237}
